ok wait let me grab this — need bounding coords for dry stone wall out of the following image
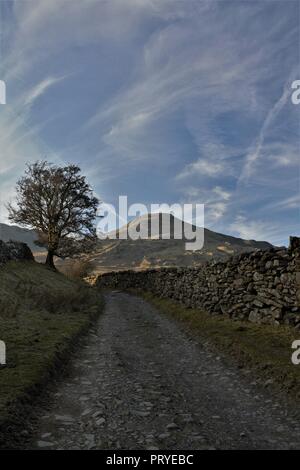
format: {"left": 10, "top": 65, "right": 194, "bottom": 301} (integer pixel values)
{"left": 96, "top": 237, "right": 300, "bottom": 328}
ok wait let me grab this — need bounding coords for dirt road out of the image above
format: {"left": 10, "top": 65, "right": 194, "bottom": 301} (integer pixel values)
{"left": 31, "top": 292, "right": 300, "bottom": 450}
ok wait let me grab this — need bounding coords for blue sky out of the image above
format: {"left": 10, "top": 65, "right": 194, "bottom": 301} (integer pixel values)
{"left": 0, "top": 0, "right": 299, "bottom": 245}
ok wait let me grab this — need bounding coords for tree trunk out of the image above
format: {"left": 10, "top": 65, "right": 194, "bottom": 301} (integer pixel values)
{"left": 45, "top": 250, "right": 56, "bottom": 269}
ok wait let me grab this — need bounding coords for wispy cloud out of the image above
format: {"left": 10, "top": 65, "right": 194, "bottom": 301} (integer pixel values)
{"left": 23, "top": 76, "right": 66, "bottom": 108}
{"left": 0, "top": 0, "right": 298, "bottom": 246}
{"left": 266, "top": 194, "right": 300, "bottom": 211}
{"left": 230, "top": 215, "right": 278, "bottom": 241}
{"left": 176, "top": 159, "right": 224, "bottom": 180}
{"left": 239, "top": 78, "right": 294, "bottom": 182}
{"left": 0, "top": 74, "right": 65, "bottom": 221}
{"left": 213, "top": 186, "right": 231, "bottom": 201}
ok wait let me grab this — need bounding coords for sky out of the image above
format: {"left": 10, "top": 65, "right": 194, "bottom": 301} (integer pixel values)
{"left": 0, "top": 0, "right": 299, "bottom": 246}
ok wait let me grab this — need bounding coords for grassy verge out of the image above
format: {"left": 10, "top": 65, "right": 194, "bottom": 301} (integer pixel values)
{"left": 0, "top": 261, "right": 104, "bottom": 448}
{"left": 135, "top": 291, "right": 300, "bottom": 401}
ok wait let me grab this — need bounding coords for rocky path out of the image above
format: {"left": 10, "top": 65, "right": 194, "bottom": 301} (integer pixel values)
{"left": 31, "top": 292, "right": 300, "bottom": 450}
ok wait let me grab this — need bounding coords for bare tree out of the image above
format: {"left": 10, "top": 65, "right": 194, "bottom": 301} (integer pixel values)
{"left": 8, "top": 161, "right": 99, "bottom": 269}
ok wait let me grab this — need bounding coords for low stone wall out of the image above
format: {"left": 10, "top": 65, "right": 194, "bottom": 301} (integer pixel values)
{"left": 0, "top": 240, "right": 34, "bottom": 266}
{"left": 96, "top": 237, "right": 300, "bottom": 328}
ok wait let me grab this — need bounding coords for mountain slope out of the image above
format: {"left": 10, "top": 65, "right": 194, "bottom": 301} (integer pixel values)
{"left": 0, "top": 223, "right": 41, "bottom": 251}
{"left": 86, "top": 213, "right": 273, "bottom": 274}
{"left": 0, "top": 215, "right": 274, "bottom": 273}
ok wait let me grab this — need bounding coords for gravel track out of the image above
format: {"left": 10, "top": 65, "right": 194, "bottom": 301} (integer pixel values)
{"left": 31, "top": 292, "right": 300, "bottom": 450}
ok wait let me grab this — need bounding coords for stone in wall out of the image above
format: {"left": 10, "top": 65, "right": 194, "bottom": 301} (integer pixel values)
{"left": 289, "top": 236, "right": 300, "bottom": 310}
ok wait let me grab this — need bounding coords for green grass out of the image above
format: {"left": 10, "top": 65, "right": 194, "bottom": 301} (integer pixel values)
{"left": 0, "top": 261, "right": 103, "bottom": 448}
{"left": 138, "top": 291, "right": 300, "bottom": 401}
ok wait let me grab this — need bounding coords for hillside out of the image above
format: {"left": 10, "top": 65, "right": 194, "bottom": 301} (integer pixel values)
{"left": 84, "top": 213, "right": 273, "bottom": 274}
{"left": 0, "top": 261, "right": 103, "bottom": 448}
{"left": 0, "top": 215, "right": 274, "bottom": 274}
{"left": 0, "top": 223, "right": 41, "bottom": 251}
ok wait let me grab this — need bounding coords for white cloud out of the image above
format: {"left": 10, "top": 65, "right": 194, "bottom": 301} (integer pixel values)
{"left": 207, "top": 202, "right": 227, "bottom": 222}
{"left": 268, "top": 194, "right": 300, "bottom": 211}
{"left": 229, "top": 214, "right": 299, "bottom": 246}
{"left": 178, "top": 184, "right": 231, "bottom": 227}
{"left": 23, "top": 76, "right": 65, "bottom": 108}
{"left": 239, "top": 78, "right": 294, "bottom": 182}
{"left": 230, "top": 215, "right": 277, "bottom": 241}
{"left": 176, "top": 159, "right": 224, "bottom": 180}
{"left": 0, "top": 0, "right": 297, "bottom": 246}
{"left": 271, "top": 143, "right": 300, "bottom": 168}
{"left": 0, "top": 76, "right": 64, "bottom": 221}
{"left": 213, "top": 186, "right": 231, "bottom": 201}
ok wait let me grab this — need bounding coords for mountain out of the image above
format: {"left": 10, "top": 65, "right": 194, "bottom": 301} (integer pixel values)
{"left": 0, "top": 215, "right": 274, "bottom": 273}
{"left": 84, "top": 213, "right": 273, "bottom": 274}
{"left": 0, "top": 223, "right": 42, "bottom": 252}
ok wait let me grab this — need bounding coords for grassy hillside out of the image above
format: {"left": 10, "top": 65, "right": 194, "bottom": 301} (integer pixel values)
{"left": 0, "top": 261, "right": 103, "bottom": 449}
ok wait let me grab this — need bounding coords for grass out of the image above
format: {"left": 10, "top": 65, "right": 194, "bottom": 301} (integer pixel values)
{"left": 0, "top": 261, "right": 104, "bottom": 448}
{"left": 137, "top": 291, "right": 300, "bottom": 401}
{"left": 58, "top": 258, "right": 92, "bottom": 280}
